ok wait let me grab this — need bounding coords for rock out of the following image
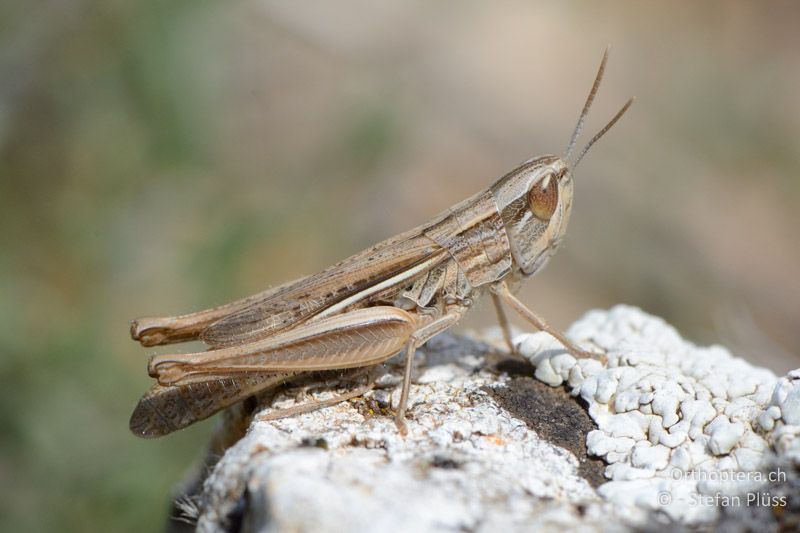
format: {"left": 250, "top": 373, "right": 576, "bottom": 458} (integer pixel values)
{"left": 168, "top": 305, "right": 800, "bottom": 532}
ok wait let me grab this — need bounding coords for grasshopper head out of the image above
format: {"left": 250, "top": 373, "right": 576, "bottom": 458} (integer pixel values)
{"left": 491, "top": 48, "right": 633, "bottom": 278}
{"left": 490, "top": 156, "right": 573, "bottom": 276}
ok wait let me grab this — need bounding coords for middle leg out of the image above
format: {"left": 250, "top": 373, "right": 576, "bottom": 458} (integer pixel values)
{"left": 395, "top": 304, "right": 468, "bottom": 434}
{"left": 491, "top": 292, "right": 515, "bottom": 353}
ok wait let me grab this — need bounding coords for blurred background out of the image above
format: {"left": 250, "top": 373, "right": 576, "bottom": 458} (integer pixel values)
{"left": 2, "top": 1, "right": 799, "bottom": 530}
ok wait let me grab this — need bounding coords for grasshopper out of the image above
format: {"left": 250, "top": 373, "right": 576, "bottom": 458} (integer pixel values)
{"left": 129, "top": 49, "right": 633, "bottom": 438}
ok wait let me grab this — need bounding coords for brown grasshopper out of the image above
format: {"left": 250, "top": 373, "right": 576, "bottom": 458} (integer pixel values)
{"left": 129, "top": 49, "right": 633, "bottom": 438}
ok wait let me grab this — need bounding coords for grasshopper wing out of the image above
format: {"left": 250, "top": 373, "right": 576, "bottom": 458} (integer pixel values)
{"left": 199, "top": 229, "right": 447, "bottom": 347}
{"left": 130, "top": 276, "right": 310, "bottom": 347}
{"left": 129, "top": 372, "right": 294, "bottom": 438}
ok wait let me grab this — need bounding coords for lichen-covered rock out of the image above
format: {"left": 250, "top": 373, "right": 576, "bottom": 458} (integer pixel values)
{"left": 518, "top": 305, "right": 799, "bottom": 527}
{"left": 180, "top": 306, "right": 799, "bottom": 532}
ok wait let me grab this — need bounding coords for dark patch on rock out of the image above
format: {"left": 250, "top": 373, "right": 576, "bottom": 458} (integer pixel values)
{"left": 224, "top": 487, "right": 248, "bottom": 533}
{"left": 300, "top": 437, "right": 329, "bottom": 450}
{"left": 430, "top": 455, "right": 461, "bottom": 470}
{"left": 484, "top": 366, "right": 606, "bottom": 488}
{"left": 423, "top": 332, "right": 496, "bottom": 368}
{"left": 351, "top": 395, "right": 392, "bottom": 419}
{"left": 494, "top": 357, "right": 537, "bottom": 377}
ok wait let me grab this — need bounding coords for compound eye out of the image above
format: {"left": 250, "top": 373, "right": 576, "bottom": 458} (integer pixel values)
{"left": 528, "top": 174, "right": 558, "bottom": 220}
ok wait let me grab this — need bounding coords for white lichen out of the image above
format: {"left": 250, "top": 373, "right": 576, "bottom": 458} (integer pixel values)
{"left": 517, "top": 304, "right": 797, "bottom": 524}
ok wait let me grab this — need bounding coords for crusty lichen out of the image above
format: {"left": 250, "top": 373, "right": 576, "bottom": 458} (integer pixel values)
{"left": 518, "top": 305, "right": 799, "bottom": 525}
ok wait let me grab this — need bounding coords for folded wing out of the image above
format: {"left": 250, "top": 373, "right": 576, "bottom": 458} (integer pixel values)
{"left": 199, "top": 229, "right": 445, "bottom": 347}
{"left": 129, "top": 372, "right": 294, "bottom": 438}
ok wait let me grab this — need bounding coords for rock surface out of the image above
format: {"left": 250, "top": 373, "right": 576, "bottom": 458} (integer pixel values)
{"left": 179, "top": 306, "right": 799, "bottom": 532}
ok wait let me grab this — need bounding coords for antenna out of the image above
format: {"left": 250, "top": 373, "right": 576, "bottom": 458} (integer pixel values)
{"left": 564, "top": 46, "right": 610, "bottom": 161}
{"left": 573, "top": 97, "right": 634, "bottom": 169}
